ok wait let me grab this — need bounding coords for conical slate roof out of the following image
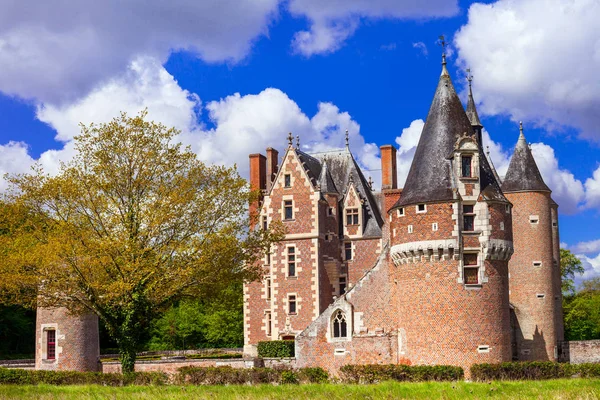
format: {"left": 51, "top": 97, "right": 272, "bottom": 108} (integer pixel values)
{"left": 393, "top": 59, "right": 477, "bottom": 207}
{"left": 466, "top": 83, "right": 482, "bottom": 128}
{"left": 502, "top": 125, "right": 551, "bottom": 193}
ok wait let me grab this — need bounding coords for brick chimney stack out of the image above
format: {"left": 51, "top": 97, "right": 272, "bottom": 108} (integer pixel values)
{"left": 266, "top": 147, "right": 279, "bottom": 191}
{"left": 249, "top": 153, "right": 266, "bottom": 225}
{"left": 380, "top": 145, "right": 397, "bottom": 190}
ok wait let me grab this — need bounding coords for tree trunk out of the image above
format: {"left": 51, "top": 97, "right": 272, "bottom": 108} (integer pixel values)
{"left": 119, "top": 340, "right": 137, "bottom": 374}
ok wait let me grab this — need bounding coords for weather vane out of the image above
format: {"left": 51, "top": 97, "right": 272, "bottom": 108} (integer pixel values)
{"left": 345, "top": 129, "right": 349, "bottom": 148}
{"left": 287, "top": 132, "right": 293, "bottom": 146}
{"left": 466, "top": 68, "right": 473, "bottom": 88}
{"left": 438, "top": 35, "right": 447, "bottom": 64}
{"left": 296, "top": 135, "right": 300, "bottom": 149}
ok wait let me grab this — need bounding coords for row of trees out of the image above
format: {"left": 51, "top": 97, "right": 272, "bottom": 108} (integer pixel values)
{"left": 0, "top": 112, "right": 282, "bottom": 372}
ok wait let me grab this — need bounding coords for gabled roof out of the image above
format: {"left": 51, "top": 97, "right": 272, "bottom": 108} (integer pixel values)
{"left": 502, "top": 125, "right": 551, "bottom": 193}
{"left": 311, "top": 148, "right": 383, "bottom": 237}
{"left": 393, "top": 58, "right": 476, "bottom": 207}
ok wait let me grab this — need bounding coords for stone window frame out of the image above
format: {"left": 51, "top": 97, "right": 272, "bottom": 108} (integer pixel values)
{"left": 529, "top": 215, "right": 539, "bottom": 224}
{"left": 286, "top": 245, "right": 297, "bottom": 278}
{"left": 339, "top": 275, "right": 347, "bottom": 295}
{"left": 264, "top": 310, "right": 272, "bottom": 337}
{"left": 284, "top": 173, "right": 292, "bottom": 188}
{"left": 262, "top": 215, "right": 268, "bottom": 231}
{"left": 500, "top": 221, "right": 505, "bottom": 231}
{"left": 463, "top": 203, "right": 476, "bottom": 232}
{"left": 265, "top": 277, "right": 271, "bottom": 300}
{"left": 287, "top": 293, "right": 298, "bottom": 315}
{"left": 397, "top": 207, "right": 405, "bottom": 217}
{"left": 463, "top": 252, "right": 480, "bottom": 286}
{"left": 282, "top": 197, "right": 294, "bottom": 221}
{"left": 432, "top": 222, "right": 438, "bottom": 232}
{"left": 533, "top": 261, "right": 542, "bottom": 268}
{"left": 345, "top": 208, "right": 359, "bottom": 225}
{"left": 416, "top": 204, "right": 427, "bottom": 214}
{"left": 407, "top": 225, "right": 413, "bottom": 234}
{"left": 46, "top": 329, "right": 56, "bottom": 360}
{"left": 41, "top": 325, "right": 59, "bottom": 363}
{"left": 331, "top": 309, "right": 349, "bottom": 341}
{"left": 344, "top": 242, "right": 353, "bottom": 261}
{"left": 461, "top": 155, "right": 473, "bottom": 178}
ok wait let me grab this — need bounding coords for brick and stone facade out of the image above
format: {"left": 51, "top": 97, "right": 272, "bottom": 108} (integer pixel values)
{"left": 244, "top": 56, "right": 564, "bottom": 376}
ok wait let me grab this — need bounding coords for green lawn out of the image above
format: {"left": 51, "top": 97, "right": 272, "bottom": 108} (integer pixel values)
{"left": 0, "top": 379, "right": 599, "bottom": 400}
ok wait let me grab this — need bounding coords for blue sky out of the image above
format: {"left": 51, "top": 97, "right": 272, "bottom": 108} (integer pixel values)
{"left": 0, "top": 0, "right": 599, "bottom": 282}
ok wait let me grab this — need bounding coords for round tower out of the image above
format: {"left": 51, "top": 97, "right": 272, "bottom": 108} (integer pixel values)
{"left": 35, "top": 306, "right": 100, "bottom": 371}
{"left": 388, "top": 56, "right": 512, "bottom": 372}
{"left": 502, "top": 124, "right": 563, "bottom": 361}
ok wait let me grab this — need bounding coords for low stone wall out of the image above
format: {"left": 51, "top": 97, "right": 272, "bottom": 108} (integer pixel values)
{"left": 0, "top": 359, "right": 35, "bottom": 370}
{"left": 101, "top": 358, "right": 254, "bottom": 374}
{"left": 262, "top": 357, "right": 296, "bottom": 369}
{"left": 560, "top": 340, "right": 600, "bottom": 364}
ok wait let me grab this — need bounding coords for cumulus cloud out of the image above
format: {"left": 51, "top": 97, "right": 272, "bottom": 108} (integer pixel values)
{"left": 0, "top": 0, "right": 279, "bottom": 103}
{"left": 394, "top": 119, "right": 424, "bottom": 187}
{"left": 584, "top": 166, "right": 600, "bottom": 209}
{"left": 578, "top": 253, "right": 600, "bottom": 282}
{"left": 412, "top": 42, "right": 428, "bottom": 57}
{"left": 454, "top": 0, "right": 600, "bottom": 141}
{"left": 288, "top": 0, "right": 458, "bottom": 56}
{"left": 572, "top": 239, "right": 600, "bottom": 255}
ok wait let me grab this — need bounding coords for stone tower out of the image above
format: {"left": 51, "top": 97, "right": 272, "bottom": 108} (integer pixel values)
{"left": 388, "top": 55, "right": 513, "bottom": 371}
{"left": 35, "top": 306, "right": 100, "bottom": 371}
{"left": 502, "top": 123, "right": 564, "bottom": 361}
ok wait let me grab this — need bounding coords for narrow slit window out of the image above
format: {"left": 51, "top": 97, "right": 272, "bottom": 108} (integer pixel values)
{"left": 262, "top": 216, "right": 268, "bottom": 230}
{"left": 266, "top": 312, "right": 272, "bottom": 337}
{"left": 284, "top": 174, "right": 291, "bottom": 188}
{"left": 529, "top": 216, "right": 539, "bottom": 224}
{"left": 398, "top": 208, "right": 404, "bottom": 217}
{"left": 461, "top": 155, "right": 472, "bottom": 177}
{"left": 287, "top": 247, "right": 296, "bottom": 277}
{"left": 266, "top": 278, "right": 271, "bottom": 300}
{"left": 432, "top": 223, "right": 438, "bottom": 232}
{"left": 328, "top": 207, "right": 334, "bottom": 216}
{"left": 339, "top": 276, "right": 347, "bottom": 294}
{"left": 408, "top": 225, "right": 413, "bottom": 233}
{"left": 288, "top": 295, "right": 297, "bottom": 314}
{"left": 47, "top": 330, "right": 56, "bottom": 360}
{"left": 284, "top": 200, "right": 293, "bottom": 220}
{"left": 344, "top": 243, "right": 352, "bottom": 261}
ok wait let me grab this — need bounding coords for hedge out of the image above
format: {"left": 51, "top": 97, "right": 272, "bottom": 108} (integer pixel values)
{"left": 470, "top": 362, "right": 600, "bottom": 381}
{"left": 339, "top": 364, "right": 464, "bottom": 384}
{"left": 256, "top": 340, "right": 295, "bottom": 358}
{"left": 0, "top": 368, "right": 168, "bottom": 386}
{"left": 176, "top": 366, "right": 328, "bottom": 385}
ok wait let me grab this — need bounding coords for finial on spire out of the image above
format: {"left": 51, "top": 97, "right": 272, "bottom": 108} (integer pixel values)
{"left": 296, "top": 135, "right": 300, "bottom": 149}
{"left": 368, "top": 176, "right": 373, "bottom": 190}
{"left": 287, "top": 132, "right": 293, "bottom": 147}
{"left": 519, "top": 121, "right": 523, "bottom": 134}
{"left": 438, "top": 35, "right": 449, "bottom": 76}
{"left": 345, "top": 129, "right": 349, "bottom": 148}
{"left": 467, "top": 68, "right": 473, "bottom": 89}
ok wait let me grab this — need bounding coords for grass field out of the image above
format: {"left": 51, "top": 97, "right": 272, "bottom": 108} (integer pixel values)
{"left": 0, "top": 379, "right": 599, "bottom": 400}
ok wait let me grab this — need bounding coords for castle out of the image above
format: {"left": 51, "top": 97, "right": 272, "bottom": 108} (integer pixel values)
{"left": 243, "top": 54, "right": 563, "bottom": 374}
{"left": 32, "top": 55, "right": 563, "bottom": 374}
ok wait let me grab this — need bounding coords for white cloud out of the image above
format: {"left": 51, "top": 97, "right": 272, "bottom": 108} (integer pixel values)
{"left": 530, "top": 143, "right": 585, "bottom": 215}
{"left": 0, "top": 142, "right": 35, "bottom": 190}
{"left": 572, "top": 239, "right": 600, "bottom": 255}
{"left": 288, "top": 0, "right": 458, "bottom": 56}
{"left": 412, "top": 42, "right": 428, "bottom": 57}
{"left": 0, "top": 0, "right": 279, "bottom": 103}
{"left": 578, "top": 253, "right": 600, "bottom": 283}
{"left": 584, "top": 166, "right": 600, "bottom": 209}
{"left": 455, "top": 0, "right": 600, "bottom": 141}
{"left": 481, "top": 128, "right": 511, "bottom": 178}
{"left": 394, "top": 119, "right": 424, "bottom": 187}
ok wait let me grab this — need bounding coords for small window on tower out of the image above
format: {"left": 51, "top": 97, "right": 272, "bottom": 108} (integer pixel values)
{"left": 529, "top": 216, "right": 539, "bottom": 224}
{"left": 432, "top": 223, "right": 438, "bottom": 232}
{"left": 344, "top": 243, "right": 352, "bottom": 261}
{"left": 287, "top": 247, "right": 296, "bottom": 277}
{"left": 284, "top": 174, "right": 291, "bottom": 188}
{"left": 505, "top": 204, "right": 511, "bottom": 214}
{"left": 463, "top": 253, "right": 479, "bottom": 285}
{"left": 265, "top": 311, "right": 272, "bottom": 337}
{"left": 262, "top": 216, "right": 268, "bottom": 231}
{"left": 397, "top": 208, "right": 405, "bottom": 217}
{"left": 416, "top": 204, "right": 427, "bottom": 213}
{"left": 339, "top": 276, "right": 347, "bottom": 294}
{"left": 266, "top": 278, "right": 271, "bottom": 300}
{"left": 328, "top": 207, "right": 334, "bottom": 216}
{"left": 463, "top": 204, "right": 475, "bottom": 232}
{"left": 461, "top": 155, "right": 472, "bottom": 177}
{"left": 346, "top": 208, "right": 359, "bottom": 225}
{"left": 284, "top": 200, "right": 293, "bottom": 220}
{"left": 288, "top": 295, "right": 297, "bottom": 314}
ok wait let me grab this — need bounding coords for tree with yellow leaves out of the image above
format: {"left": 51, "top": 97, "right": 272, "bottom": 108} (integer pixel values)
{"left": 0, "top": 111, "right": 282, "bottom": 373}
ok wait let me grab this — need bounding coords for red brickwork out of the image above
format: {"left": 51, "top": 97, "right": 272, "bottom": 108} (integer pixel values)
{"left": 35, "top": 307, "right": 99, "bottom": 372}
{"left": 504, "top": 191, "right": 561, "bottom": 361}
{"left": 560, "top": 340, "right": 600, "bottom": 364}
{"left": 390, "top": 202, "right": 454, "bottom": 244}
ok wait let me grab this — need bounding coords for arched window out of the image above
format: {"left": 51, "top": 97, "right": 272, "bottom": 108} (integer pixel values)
{"left": 332, "top": 310, "right": 347, "bottom": 338}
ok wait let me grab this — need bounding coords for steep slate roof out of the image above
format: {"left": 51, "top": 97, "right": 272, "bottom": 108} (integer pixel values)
{"left": 296, "top": 150, "right": 323, "bottom": 187}
{"left": 502, "top": 126, "right": 551, "bottom": 193}
{"left": 392, "top": 58, "right": 507, "bottom": 208}
{"left": 311, "top": 148, "right": 384, "bottom": 237}
{"left": 466, "top": 83, "right": 482, "bottom": 128}
{"left": 318, "top": 162, "right": 338, "bottom": 194}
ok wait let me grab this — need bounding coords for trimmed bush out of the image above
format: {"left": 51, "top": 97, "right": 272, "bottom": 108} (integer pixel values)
{"left": 177, "top": 366, "right": 292, "bottom": 385}
{"left": 470, "top": 362, "right": 600, "bottom": 381}
{"left": 0, "top": 368, "right": 168, "bottom": 386}
{"left": 256, "top": 340, "right": 295, "bottom": 358}
{"left": 297, "top": 367, "right": 329, "bottom": 384}
{"left": 339, "top": 364, "right": 464, "bottom": 384}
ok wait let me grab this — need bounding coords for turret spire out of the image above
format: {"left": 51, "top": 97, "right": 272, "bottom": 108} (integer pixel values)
{"left": 439, "top": 35, "right": 449, "bottom": 77}
{"left": 465, "top": 68, "right": 483, "bottom": 143}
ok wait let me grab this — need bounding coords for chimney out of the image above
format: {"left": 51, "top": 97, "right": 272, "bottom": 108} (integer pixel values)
{"left": 380, "top": 145, "right": 397, "bottom": 190}
{"left": 249, "top": 153, "right": 267, "bottom": 224}
{"left": 266, "top": 147, "right": 279, "bottom": 191}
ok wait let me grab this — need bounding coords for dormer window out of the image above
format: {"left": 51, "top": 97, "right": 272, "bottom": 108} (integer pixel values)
{"left": 461, "top": 155, "right": 472, "bottom": 177}
{"left": 284, "top": 174, "right": 291, "bottom": 188}
{"left": 346, "top": 208, "right": 359, "bottom": 225}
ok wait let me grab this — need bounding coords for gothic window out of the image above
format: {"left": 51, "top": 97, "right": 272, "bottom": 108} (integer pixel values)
{"left": 287, "top": 247, "right": 296, "bottom": 277}
{"left": 284, "top": 174, "right": 291, "bottom": 188}
{"left": 332, "top": 310, "right": 348, "bottom": 338}
{"left": 464, "top": 253, "right": 479, "bottom": 285}
{"left": 463, "top": 204, "right": 475, "bottom": 232}
{"left": 346, "top": 208, "right": 359, "bottom": 225}
{"left": 288, "top": 295, "right": 297, "bottom": 314}
{"left": 46, "top": 330, "right": 56, "bottom": 360}
{"left": 344, "top": 242, "right": 352, "bottom": 261}
{"left": 461, "top": 155, "right": 472, "bottom": 177}
{"left": 284, "top": 200, "right": 293, "bottom": 220}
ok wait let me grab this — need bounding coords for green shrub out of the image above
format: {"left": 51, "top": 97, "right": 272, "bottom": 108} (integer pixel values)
{"left": 0, "top": 368, "right": 168, "bottom": 386}
{"left": 257, "top": 340, "right": 295, "bottom": 358}
{"left": 339, "top": 364, "right": 463, "bottom": 384}
{"left": 280, "top": 370, "right": 299, "bottom": 384}
{"left": 470, "top": 362, "right": 600, "bottom": 381}
{"left": 177, "top": 366, "right": 302, "bottom": 385}
{"left": 297, "top": 367, "right": 329, "bottom": 383}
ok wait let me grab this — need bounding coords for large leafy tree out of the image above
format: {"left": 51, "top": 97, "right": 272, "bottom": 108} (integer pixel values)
{"left": 560, "top": 248, "right": 585, "bottom": 295}
{"left": 0, "top": 111, "right": 282, "bottom": 372}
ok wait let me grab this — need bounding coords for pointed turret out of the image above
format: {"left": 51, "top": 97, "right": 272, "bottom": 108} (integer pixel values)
{"left": 466, "top": 72, "right": 483, "bottom": 143}
{"left": 502, "top": 123, "right": 550, "bottom": 193}
{"left": 393, "top": 54, "right": 478, "bottom": 207}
